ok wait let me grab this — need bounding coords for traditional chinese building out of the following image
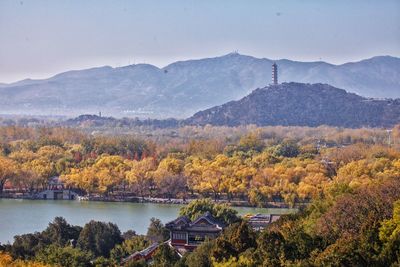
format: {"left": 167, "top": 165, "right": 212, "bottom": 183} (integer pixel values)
{"left": 36, "top": 176, "right": 79, "bottom": 200}
{"left": 165, "top": 211, "right": 225, "bottom": 252}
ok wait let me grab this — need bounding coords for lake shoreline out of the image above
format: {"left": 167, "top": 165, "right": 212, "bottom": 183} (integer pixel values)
{"left": 0, "top": 194, "right": 305, "bottom": 209}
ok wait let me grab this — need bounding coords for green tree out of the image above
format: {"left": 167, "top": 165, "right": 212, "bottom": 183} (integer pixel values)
{"left": 179, "top": 199, "right": 240, "bottom": 225}
{"left": 146, "top": 218, "right": 169, "bottom": 243}
{"left": 125, "top": 259, "right": 148, "bottom": 267}
{"left": 212, "top": 221, "right": 256, "bottom": 262}
{"left": 211, "top": 238, "right": 236, "bottom": 263}
{"left": 224, "top": 221, "right": 256, "bottom": 254}
{"left": 77, "top": 221, "right": 123, "bottom": 258}
{"left": 274, "top": 140, "right": 300, "bottom": 158}
{"left": 256, "top": 231, "right": 285, "bottom": 266}
{"left": 92, "top": 256, "right": 112, "bottom": 267}
{"left": 41, "top": 217, "right": 82, "bottom": 247}
{"left": 110, "top": 235, "right": 149, "bottom": 264}
{"left": 151, "top": 243, "right": 179, "bottom": 267}
{"left": 11, "top": 233, "right": 45, "bottom": 260}
{"left": 184, "top": 240, "right": 214, "bottom": 267}
{"left": 35, "top": 245, "right": 92, "bottom": 267}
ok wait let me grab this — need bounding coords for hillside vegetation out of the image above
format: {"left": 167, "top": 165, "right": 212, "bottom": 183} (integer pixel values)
{"left": 187, "top": 82, "right": 400, "bottom": 127}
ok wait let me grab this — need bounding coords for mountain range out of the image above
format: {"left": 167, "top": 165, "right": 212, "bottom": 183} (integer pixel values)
{"left": 186, "top": 82, "right": 400, "bottom": 128}
{"left": 0, "top": 53, "right": 399, "bottom": 118}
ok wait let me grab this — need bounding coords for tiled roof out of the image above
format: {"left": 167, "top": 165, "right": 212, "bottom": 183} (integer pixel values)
{"left": 122, "top": 242, "right": 159, "bottom": 263}
{"left": 165, "top": 216, "right": 191, "bottom": 229}
{"left": 166, "top": 211, "right": 225, "bottom": 230}
{"left": 190, "top": 211, "right": 225, "bottom": 228}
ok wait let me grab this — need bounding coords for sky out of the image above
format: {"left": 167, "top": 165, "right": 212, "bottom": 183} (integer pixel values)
{"left": 0, "top": 0, "right": 399, "bottom": 83}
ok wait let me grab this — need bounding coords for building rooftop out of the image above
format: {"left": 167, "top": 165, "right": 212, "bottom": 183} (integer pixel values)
{"left": 122, "top": 242, "right": 160, "bottom": 264}
{"left": 166, "top": 211, "right": 225, "bottom": 232}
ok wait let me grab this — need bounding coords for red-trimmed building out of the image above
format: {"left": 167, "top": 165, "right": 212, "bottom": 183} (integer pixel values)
{"left": 165, "top": 211, "right": 225, "bottom": 252}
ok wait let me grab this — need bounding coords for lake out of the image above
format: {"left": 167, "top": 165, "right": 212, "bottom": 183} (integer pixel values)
{"left": 0, "top": 198, "right": 295, "bottom": 244}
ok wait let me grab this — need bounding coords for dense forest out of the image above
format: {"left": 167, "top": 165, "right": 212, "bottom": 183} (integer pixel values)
{"left": 0, "top": 124, "right": 400, "bottom": 266}
{"left": 0, "top": 125, "right": 399, "bottom": 206}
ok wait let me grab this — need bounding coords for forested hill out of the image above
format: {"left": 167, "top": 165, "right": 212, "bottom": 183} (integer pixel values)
{"left": 185, "top": 82, "right": 400, "bottom": 128}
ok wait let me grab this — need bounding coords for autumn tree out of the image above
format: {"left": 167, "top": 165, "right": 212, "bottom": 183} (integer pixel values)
{"left": 94, "top": 155, "right": 130, "bottom": 194}
{"left": 125, "top": 157, "right": 156, "bottom": 198}
{"left": 379, "top": 200, "right": 400, "bottom": 264}
{"left": 0, "top": 156, "right": 18, "bottom": 195}
{"left": 153, "top": 157, "right": 186, "bottom": 200}
{"left": 61, "top": 167, "right": 98, "bottom": 195}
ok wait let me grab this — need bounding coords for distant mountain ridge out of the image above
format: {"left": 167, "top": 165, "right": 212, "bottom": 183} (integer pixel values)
{"left": 0, "top": 53, "right": 399, "bottom": 118}
{"left": 186, "top": 82, "right": 400, "bottom": 128}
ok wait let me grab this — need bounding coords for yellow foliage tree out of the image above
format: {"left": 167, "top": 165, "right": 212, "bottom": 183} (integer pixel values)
{"left": 154, "top": 157, "right": 187, "bottom": 199}
{"left": 0, "top": 156, "right": 18, "bottom": 194}
{"left": 126, "top": 157, "right": 157, "bottom": 198}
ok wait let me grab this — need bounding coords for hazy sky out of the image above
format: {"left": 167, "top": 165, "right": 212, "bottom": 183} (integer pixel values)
{"left": 0, "top": 0, "right": 399, "bottom": 83}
